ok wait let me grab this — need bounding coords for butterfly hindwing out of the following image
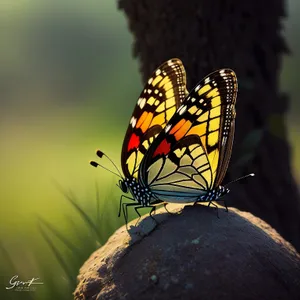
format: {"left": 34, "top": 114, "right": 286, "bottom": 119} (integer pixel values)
{"left": 139, "top": 69, "right": 238, "bottom": 203}
{"left": 121, "top": 58, "right": 188, "bottom": 179}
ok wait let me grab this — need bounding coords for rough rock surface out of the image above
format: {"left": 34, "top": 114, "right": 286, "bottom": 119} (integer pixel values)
{"left": 74, "top": 204, "right": 300, "bottom": 300}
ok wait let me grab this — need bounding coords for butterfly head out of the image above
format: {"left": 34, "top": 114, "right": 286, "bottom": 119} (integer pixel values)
{"left": 118, "top": 179, "right": 128, "bottom": 193}
{"left": 117, "top": 177, "right": 137, "bottom": 194}
{"left": 218, "top": 186, "right": 230, "bottom": 198}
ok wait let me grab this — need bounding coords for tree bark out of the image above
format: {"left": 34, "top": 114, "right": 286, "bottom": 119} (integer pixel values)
{"left": 118, "top": 0, "right": 300, "bottom": 251}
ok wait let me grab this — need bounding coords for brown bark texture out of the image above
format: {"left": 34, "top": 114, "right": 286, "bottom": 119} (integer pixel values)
{"left": 118, "top": 0, "right": 300, "bottom": 251}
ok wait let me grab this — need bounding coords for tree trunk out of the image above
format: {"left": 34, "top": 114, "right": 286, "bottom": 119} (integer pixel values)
{"left": 118, "top": 0, "right": 300, "bottom": 252}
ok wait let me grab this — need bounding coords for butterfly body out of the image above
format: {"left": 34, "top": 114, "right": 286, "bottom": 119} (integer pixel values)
{"left": 121, "top": 177, "right": 152, "bottom": 206}
{"left": 197, "top": 186, "right": 230, "bottom": 203}
{"left": 141, "top": 186, "right": 230, "bottom": 204}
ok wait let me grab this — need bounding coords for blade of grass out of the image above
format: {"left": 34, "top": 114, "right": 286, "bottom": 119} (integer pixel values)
{"left": 38, "top": 223, "right": 76, "bottom": 287}
{"left": 52, "top": 180, "right": 102, "bottom": 241}
{"left": 37, "top": 216, "right": 84, "bottom": 261}
{"left": 95, "top": 181, "right": 101, "bottom": 226}
{"left": 64, "top": 214, "right": 92, "bottom": 245}
{"left": 63, "top": 213, "right": 101, "bottom": 257}
{"left": 69, "top": 190, "right": 103, "bottom": 241}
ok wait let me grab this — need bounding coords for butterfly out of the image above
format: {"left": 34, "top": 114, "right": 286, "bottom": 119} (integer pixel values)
{"left": 91, "top": 60, "right": 254, "bottom": 225}
{"left": 90, "top": 58, "right": 188, "bottom": 224}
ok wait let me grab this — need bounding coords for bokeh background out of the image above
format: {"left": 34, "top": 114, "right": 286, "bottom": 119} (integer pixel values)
{"left": 0, "top": 1, "right": 299, "bottom": 299}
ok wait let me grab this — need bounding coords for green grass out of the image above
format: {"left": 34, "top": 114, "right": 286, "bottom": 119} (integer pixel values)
{"left": 0, "top": 181, "right": 126, "bottom": 300}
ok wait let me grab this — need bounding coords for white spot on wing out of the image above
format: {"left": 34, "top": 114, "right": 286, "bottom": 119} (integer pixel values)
{"left": 130, "top": 117, "right": 137, "bottom": 128}
{"left": 139, "top": 98, "right": 146, "bottom": 109}
{"left": 165, "top": 124, "right": 171, "bottom": 132}
{"left": 156, "top": 69, "right": 162, "bottom": 75}
{"left": 178, "top": 105, "right": 187, "bottom": 115}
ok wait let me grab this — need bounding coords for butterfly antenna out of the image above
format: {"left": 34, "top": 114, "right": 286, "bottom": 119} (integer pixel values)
{"left": 99, "top": 150, "right": 123, "bottom": 178}
{"left": 225, "top": 173, "right": 255, "bottom": 187}
{"left": 90, "top": 160, "right": 122, "bottom": 178}
{"left": 90, "top": 150, "right": 123, "bottom": 179}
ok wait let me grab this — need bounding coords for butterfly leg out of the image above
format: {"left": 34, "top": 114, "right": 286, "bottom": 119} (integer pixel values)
{"left": 223, "top": 200, "right": 229, "bottom": 212}
{"left": 122, "top": 202, "right": 129, "bottom": 226}
{"left": 118, "top": 195, "right": 135, "bottom": 217}
{"left": 122, "top": 202, "right": 135, "bottom": 226}
{"left": 134, "top": 205, "right": 144, "bottom": 226}
{"left": 164, "top": 203, "right": 178, "bottom": 215}
{"left": 134, "top": 205, "right": 159, "bottom": 226}
{"left": 149, "top": 206, "right": 158, "bottom": 224}
{"left": 164, "top": 203, "right": 171, "bottom": 214}
{"left": 208, "top": 201, "right": 220, "bottom": 218}
{"left": 122, "top": 203, "right": 142, "bottom": 228}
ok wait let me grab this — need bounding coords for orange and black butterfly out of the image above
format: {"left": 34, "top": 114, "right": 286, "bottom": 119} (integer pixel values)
{"left": 91, "top": 59, "right": 252, "bottom": 225}
{"left": 90, "top": 58, "right": 188, "bottom": 223}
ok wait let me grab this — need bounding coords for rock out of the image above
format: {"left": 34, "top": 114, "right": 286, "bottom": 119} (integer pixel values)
{"left": 74, "top": 204, "right": 300, "bottom": 300}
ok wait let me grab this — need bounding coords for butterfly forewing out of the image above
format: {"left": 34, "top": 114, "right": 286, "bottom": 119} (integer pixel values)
{"left": 214, "top": 96, "right": 236, "bottom": 187}
{"left": 121, "top": 58, "right": 188, "bottom": 179}
{"left": 139, "top": 69, "right": 238, "bottom": 203}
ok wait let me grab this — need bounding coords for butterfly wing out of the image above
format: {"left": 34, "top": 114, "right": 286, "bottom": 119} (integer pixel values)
{"left": 139, "top": 69, "right": 238, "bottom": 203}
{"left": 121, "top": 58, "right": 188, "bottom": 179}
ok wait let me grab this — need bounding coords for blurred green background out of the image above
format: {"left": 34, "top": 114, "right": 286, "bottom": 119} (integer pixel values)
{"left": 0, "top": 0, "right": 299, "bottom": 299}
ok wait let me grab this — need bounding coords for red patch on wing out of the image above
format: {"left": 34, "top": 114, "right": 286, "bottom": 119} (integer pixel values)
{"left": 153, "top": 139, "right": 171, "bottom": 157}
{"left": 128, "top": 133, "right": 140, "bottom": 151}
